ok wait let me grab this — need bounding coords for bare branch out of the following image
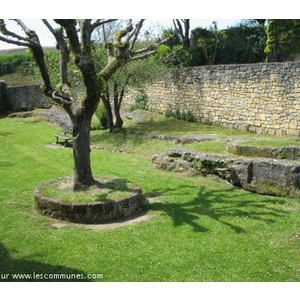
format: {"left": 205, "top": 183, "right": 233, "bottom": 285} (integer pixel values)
{"left": 129, "top": 37, "right": 170, "bottom": 62}
{"left": 102, "top": 24, "right": 107, "bottom": 44}
{"left": 173, "top": 19, "right": 184, "bottom": 40}
{"left": 13, "top": 19, "right": 30, "bottom": 34}
{"left": 131, "top": 44, "right": 156, "bottom": 55}
{"left": 0, "top": 19, "right": 34, "bottom": 44}
{"left": 0, "top": 35, "right": 30, "bottom": 47}
{"left": 98, "top": 20, "right": 135, "bottom": 80}
{"left": 129, "top": 49, "right": 157, "bottom": 62}
{"left": 79, "top": 19, "right": 92, "bottom": 55}
{"left": 54, "top": 19, "right": 81, "bottom": 56}
{"left": 128, "top": 19, "right": 145, "bottom": 51}
{"left": 91, "top": 19, "right": 118, "bottom": 31}
{"left": 105, "top": 42, "right": 115, "bottom": 61}
{"left": 42, "top": 19, "right": 57, "bottom": 37}
{"left": 42, "top": 19, "right": 73, "bottom": 97}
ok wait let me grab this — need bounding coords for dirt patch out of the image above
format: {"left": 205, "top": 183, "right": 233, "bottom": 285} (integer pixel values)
{"left": 51, "top": 212, "right": 152, "bottom": 231}
{"left": 44, "top": 144, "right": 63, "bottom": 149}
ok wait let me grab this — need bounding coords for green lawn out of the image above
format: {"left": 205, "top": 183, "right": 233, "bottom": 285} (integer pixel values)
{"left": 90, "top": 112, "right": 300, "bottom": 157}
{"left": 1, "top": 115, "right": 300, "bottom": 281}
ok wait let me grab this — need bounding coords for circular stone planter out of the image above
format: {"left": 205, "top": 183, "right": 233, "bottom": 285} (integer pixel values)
{"left": 34, "top": 176, "right": 146, "bottom": 224}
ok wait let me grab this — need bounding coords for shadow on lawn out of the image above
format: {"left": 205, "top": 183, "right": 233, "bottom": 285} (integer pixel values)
{"left": 91, "top": 127, "right": 151, "bottom": 149}
{"left": 0, "top": 242, "right": 91, "bottom": 282}
{"left": 146, "top": 185, "right": 289, "bottom": 233}
{"left": 130, "top": 117, "right": 238, "bottom": 136}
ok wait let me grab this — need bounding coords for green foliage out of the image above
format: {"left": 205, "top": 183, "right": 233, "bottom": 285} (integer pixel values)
{"left": 196, "top": 22, "right": 227, "bottom": 65}
{"left": 164, "top": 108, "right": 195, "bottom": 122}
{"left": 219, "top": 24, "right": 267, "bottom": 64}
{"left": 130, "top": 91, "right": 148, "bottom": 111}
{"left": 161, "top": 28, "right": 181, "bottom": 47}
{"left": 94, "top": 103, "right": 108, "bottom": 130}
{"left": 155, "top": 44, "right": 192, "bottom": 67}
{"left": 0, "top": 52, "right": 34, "bottom": 76}
{"left": 189, "top": 23, "right": 266, "bottom": 66}
{"left": 265, "top": 19, "right": 300, "bottom": 60}
{"left": 164, "top": 109, "right": 173, "bottom": 118}
{"left": 114, "top": 57, "right": 165, "bottom": 91}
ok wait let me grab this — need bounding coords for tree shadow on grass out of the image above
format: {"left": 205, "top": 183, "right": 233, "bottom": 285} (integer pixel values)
{"left": 129, "top": 117, "right": 225, "bottom": 136}
{"left": 0, "top": 242, "right": 91, "bottom": 282}
{"left": 145, "top": 185, "right": 289, "bottom": 233}
{"left": 90, "top": 128, "right": 153, "bottom": 150}
{"left": 0, "top": 161, "right": 15, "bottom": 167}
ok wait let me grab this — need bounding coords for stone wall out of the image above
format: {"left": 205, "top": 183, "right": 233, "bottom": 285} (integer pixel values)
{"left": 0, "top": 80, "right": 7, "bottom": 112}
{"left": 124, "top": 62, "right": 300, "bottom": 136}
{"left": 2, "top": 84, "right": 52, "bottom": 111}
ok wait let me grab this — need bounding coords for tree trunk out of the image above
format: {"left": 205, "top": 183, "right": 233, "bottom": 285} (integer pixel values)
{"left": 72, "top": 116, "right": 95, "bottom": 190}
{"left": 113, "top": 83, "right": 123, "bottom": 129}
{"left": 102, "top": 97, "right": 114, "bottom": 132}
{"left": 114, "top": 102, "right": 123, "bottom": 129}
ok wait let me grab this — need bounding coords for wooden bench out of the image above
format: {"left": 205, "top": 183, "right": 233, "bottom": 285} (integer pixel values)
{"left": 55, "top": 130, "right": 73, "bottom": 148}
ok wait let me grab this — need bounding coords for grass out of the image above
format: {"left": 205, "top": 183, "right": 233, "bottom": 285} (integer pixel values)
{"left": 39, "top": 176, "right": 137, "bottom": 204}
{"left": 90, "top": 113, "right": 298, "bottom": 157}
{"left": 0, "top": 72, "right": 37, "bottom": 86}
{"left": 1, "top": 114, "right": 300, "bottom": 281}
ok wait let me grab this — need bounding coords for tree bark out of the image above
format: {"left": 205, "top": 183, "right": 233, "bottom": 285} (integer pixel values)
{"left": 101, "top": 94, "right": 114, "bottom": 133}
{"left": 72, "top": 116, "right": 95, "bottom": 190}
{"left": 114, "top": 101, "right": 123, "bottom": 129}
{"left": 113, "top": 83, "right": 124, "bottom": 129}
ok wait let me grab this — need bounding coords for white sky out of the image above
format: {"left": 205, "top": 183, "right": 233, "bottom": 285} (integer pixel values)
{"left": 0, "top": 19, "right": 242, "bottom": 50}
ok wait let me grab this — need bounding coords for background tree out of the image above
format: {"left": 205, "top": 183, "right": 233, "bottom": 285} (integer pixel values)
{"left": 265, "top": 19, "right": 300, "bottom": 62}
{"left": 105, "top": 58, "right": 166, "bottom": 131}
{"left": 197, "top": 22, "right": 227, "bottom": 65}
{"left": 173, "top": 19, "right": 190, "bottom": 49}
{"left": 217, "top": 23, "right": 266, "bottom": 64}
{"left": 0, "top": 19, "right": 168, "bottom": 190}
{"left": 188, "top": 21, "right": 267, "bottom": 66}
{"left": 97, "top": 21, "right": 168, "bottom": 132}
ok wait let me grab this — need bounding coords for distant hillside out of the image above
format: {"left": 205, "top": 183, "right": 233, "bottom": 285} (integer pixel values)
{"left": 0, "top": 46, "right": 56, "bottom": 55}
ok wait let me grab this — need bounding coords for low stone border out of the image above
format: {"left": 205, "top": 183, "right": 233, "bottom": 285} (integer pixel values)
{"left": 152, "top": 148, "right": 300, "bottom": 198}
{"left": 146, "top": 133, "right": 220, "bottom": 145}
{"left": 227, "top": 143, "right": 300, "bottom": 160}
{"left": 34, "top": 179, "right": 146, "bottom": 224}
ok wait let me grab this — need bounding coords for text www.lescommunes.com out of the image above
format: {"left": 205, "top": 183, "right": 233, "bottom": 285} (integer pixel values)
{"left": 1, "top": 272, "right": 103, "bottom": 281}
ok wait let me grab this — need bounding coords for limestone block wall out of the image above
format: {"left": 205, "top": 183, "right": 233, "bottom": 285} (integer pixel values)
{"left": 124, "top": 62, "right": 300, "bottom": 136}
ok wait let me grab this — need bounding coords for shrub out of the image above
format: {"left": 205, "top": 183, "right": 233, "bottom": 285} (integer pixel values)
{"left": 185, "top": 110, "right": 196, "bottom": 122}
{"left": 154, "top": 44, "right": 192, "bottom": 67}
{"left": 0, "top": 52, "right": 34, "bottom": 76}
{"left": 130, "top": 91, "right": 148, "bottom": 111}
{"left": 164, "top": 109, "right": 173, "bottom": 118}
{"left": 94, "top": 104, "right": 108, "bottom": 130}
{"left": 164, "top": 108, "right": 196, "bottom": 122}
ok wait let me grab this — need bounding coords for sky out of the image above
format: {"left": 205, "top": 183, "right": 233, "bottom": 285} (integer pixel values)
{"left": 0, "top": 19, "right": 243, "bottom": 50}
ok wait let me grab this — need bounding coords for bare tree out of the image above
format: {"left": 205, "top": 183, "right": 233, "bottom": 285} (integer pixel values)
{"left": 0, "top": 19, "right": 169, "bottom": 190}
{"left": 173, "top": 19, "right": 190, "bottom": 48}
